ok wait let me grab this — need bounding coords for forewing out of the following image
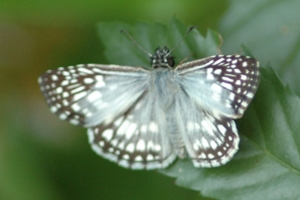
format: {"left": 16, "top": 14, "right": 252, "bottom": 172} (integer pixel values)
{"left": 88, "top": 90, "right": 176, "bottom": 170}
{"left": 176, "top": 55, "right": 260, "bottom": 118}
{"left": 38, "top": 64, "right": 149, "bottom": 127}
{"left": 173, "top": 93, "right": 239, "bottom": 168}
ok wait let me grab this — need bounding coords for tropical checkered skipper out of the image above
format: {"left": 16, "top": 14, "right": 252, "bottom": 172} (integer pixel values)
{"left": 38, "top": 27, "right": 260, "bottom": 169}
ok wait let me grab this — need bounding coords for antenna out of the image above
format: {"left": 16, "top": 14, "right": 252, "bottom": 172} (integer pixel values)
{"left": 120, "top": 29, "right": 152, "bottom": 57}
{"left": 121, "top": 26, "right": 197, "bottom": 57}
{"left": 167, "top": 26, "right": 197, "bottom": 56}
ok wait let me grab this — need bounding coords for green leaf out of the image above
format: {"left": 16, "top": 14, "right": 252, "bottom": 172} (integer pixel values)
{"left": 162, "top": 66, "right": 300, "bottom": 199}
{"left": 97, "top": 18, "right": 221, "bottom": 68}
{"left": 219, "top": 0, "right": 300, "bottom": 95}
{"left": 97, "top": 19, "right": 300, "bottom": 199}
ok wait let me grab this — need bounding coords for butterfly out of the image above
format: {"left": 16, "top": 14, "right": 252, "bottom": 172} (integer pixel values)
{"left": 38, "top": 27, "right": 260, "bottom": 170}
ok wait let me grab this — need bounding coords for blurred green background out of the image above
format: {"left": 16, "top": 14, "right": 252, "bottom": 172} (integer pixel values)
{"left": 1, "top": 0, "right": 299, "bottom": 199}
{"left": 0, "top": 1, "right": 227, "bottom": 199}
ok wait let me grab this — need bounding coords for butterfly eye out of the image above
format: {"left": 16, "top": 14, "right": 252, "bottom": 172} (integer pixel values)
{"left": 167, "top": 56, "right": 175, "bottom": 67}
{"left": 151, "top": 47, "right": 175, "bottom": 68}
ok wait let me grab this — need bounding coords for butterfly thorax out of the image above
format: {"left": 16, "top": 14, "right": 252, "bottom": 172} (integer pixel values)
{"left": 150, "top": 47, "right": 175, "bottom": 69}
{"left": 150, "top": 68, "right": 187, "bottom": 158}
{"left": 151, "top": 68, "right": 178, "bottom": 109}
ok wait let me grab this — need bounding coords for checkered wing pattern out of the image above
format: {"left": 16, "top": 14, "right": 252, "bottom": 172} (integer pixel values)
{"left": 172, "top": 91, "right": 239, "bottom": 167}
{"left": 88, "top": 90, "right": 176, "bottom": 170}
{"left": 38, "top": 64, "right": 149, "bottom": 127}
{"left": 39, "top": 64, "right": 176, "bottom": 170}
{"left": 38, "top": 52, "right": 260, "bottom": 169}
{"left": 173, "top": 55, "right": 259, "bottom": 167}
{"left": 176, "top": 55, "right": 260, "bottom": 118}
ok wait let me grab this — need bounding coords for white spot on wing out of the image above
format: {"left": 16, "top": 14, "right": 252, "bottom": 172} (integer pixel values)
{"left": 56, "top": 87, "right": 63, "bottom": 94}
{"left": 125, "top": 123, "right": 137, "bottom": 139}
{"left": 235, "top": 80, "right": 241, "bottom": 85}
{"left": 206, "top": 73, "right": 214, "bottom": 80}
{"left": 59, "top": 113, "right": 67, "bottom": 120}
{"left": 210, "top": 141, "right": 218, "bottom": 150}
{"left": 201, "top": 137, "right": 210, "bottom": 149}
{"left": 214, "top": 69, "right": 222, "bottom": 75}
{"left": 95, "top": 75, "right": 105, "bottom": 87}
{"left": 51, "top": 75, "right": 58, "bottom": 81}
{"left": 241, "top": 101, "right": 248, "bottom": 107}
{"left": 102, "top": 129, "right": 113, "bottom": 141}
{"left": 241, "top": 75, "right": 247, "bottom": 80}
{"left": 201, "top": 120, "right": 214, "bottom": 136}
{"left": 126, "top": 143, "right": 135, "bottom": 153}
{"left": 71, "top": 86, "right": 85, "bottom": 94}
{"left": 87, "top": 91, "right": 102, "bottom": 102}
{"left": 83, "top": 77, "right": 94, "bottom": 84}
{"left": 117, "top": 141, "right": 125, "bottom": 149}
{"left": 50, "top": 106, "right": 57, "bottom": 113}
{"left": 247, "top": 92, "right": 254, "bottom": 98}
{"left": 117, "top": 120, "right": 130, "bottom": 136}
{"left": 229, "top": 93, "right": 235, "bottom": 101}
{"left": 62, "top": 99, "right": 69, "bottom": 106}
{"left": 146, "top": 154, "right": 154, "bottom": 161}
{"left": 61, "top": 80, "right": 69, "bottom": 86}
{"left": 135, "top": 155, "right": 143, "bottom": 161}
{"left": 114, "top": 116, "right": 124, "bottom": 127}
{"left": 221, "top": 82, "right": 233, "bottom": 90}
{"left": 136, "top": 140, "right": 146, "bottom": 151}
{"left": 218, "top": 124, "right": 227, "bottom": 135}
{"left": 78, "top": 67, "right": 93, "bottom": 74}
{"left": 149, "top": 121, "right": 158, "bottom": 133}
{"left": 71, "top": 103, "right": 81, "bottom": 112}
{"left": 155, "top": 144, "right": 161, "bottom": 152}
{"left": 212, "top": 58, "right": 225, "bottom": 65}
{"left": 73, "top": 91, "right": 87, "bottom": 101}
{"left": 208, "top": 154, "right": 215, "bottom": 159}
{"left": 140, "top": 125, "right": 147, "bottom": 133}
{"left": 222, "top": 76, "right": 234, "bottom": 82}
{"left": 62, "top": 91, "right": 69, "bottom": 98}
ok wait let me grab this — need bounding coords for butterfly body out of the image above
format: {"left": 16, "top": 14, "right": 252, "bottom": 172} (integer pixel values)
{"left": 39, "top": 46, "right": 260, "bottom": 169}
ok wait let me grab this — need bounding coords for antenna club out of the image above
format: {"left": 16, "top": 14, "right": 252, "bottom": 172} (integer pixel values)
{"left": 189, "top": 26, "right": 197, "bottom": 32}
{"left": 120, "top": 26, "right": 198, "bottom": 58}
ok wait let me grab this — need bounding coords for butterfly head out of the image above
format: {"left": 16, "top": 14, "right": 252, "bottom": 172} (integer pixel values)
{"left": 150, "top": 47, "right": 175, "bottom": 69}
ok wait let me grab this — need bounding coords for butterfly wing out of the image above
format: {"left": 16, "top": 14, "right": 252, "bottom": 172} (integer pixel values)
{"left": 173, "top": 55, "right": 260, "bottom": 167}
{"left": 38, "top": 64, "right": 149, "bottom": 127}
{"left": 176, "top": 55, "right": 260, "bottom": 119}
{"left": 173, "top": 93, "right": 239, "bottom": 167}
{"left": 88, "top": 89, "right": 176, "bottom": 170}
{"left": 38, "top": 54, "right": 260, "bottom": 169}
